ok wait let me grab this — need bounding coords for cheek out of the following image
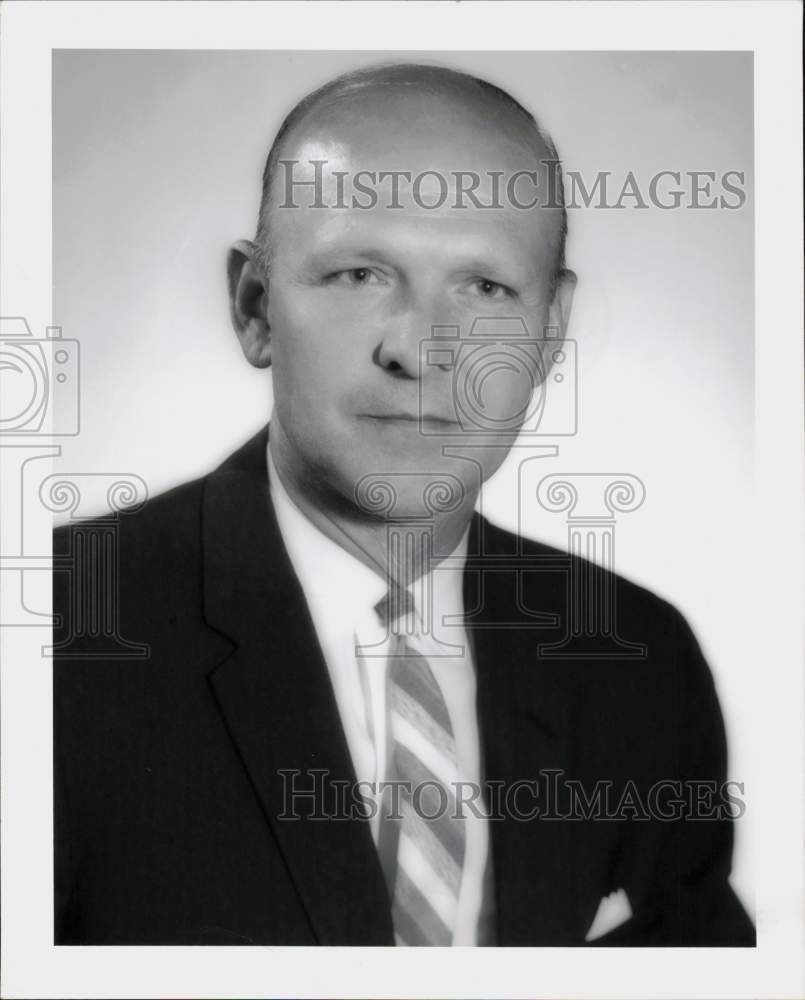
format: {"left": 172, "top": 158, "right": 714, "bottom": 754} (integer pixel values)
{"left": 452, "top": 344, "right": 542, "bottom": 431}
{"left": 268, "top": 292, "right": 324, "bottom": 372}
{"left": 480, "top": 366, "right": 536, "bottom": 418}
{"left": 269, "top": 280, "right": 389, "bottom": 370}
{"left": 267, "top": 289, "right": 364, "bottom": 419}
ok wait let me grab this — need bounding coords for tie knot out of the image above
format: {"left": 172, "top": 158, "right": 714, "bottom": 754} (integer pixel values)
{"left": 374, "top": 586, "right": 416, "bottom": 631}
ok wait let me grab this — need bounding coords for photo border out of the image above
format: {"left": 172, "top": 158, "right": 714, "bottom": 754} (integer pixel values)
{"left": 1, "top": 2, "right": 802, "bottom": 998}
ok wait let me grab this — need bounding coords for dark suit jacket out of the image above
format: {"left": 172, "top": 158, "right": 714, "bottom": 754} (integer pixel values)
{"left": 53, "top": 426, "right": 755, "bottom": 946}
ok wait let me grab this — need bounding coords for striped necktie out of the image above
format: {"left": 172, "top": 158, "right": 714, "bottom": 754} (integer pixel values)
{"left": 375, "top": 588, "right": 466, "bottom": 946}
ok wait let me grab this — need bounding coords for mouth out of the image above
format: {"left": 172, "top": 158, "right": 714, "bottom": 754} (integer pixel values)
{"left": 359, "top": 413, "right": 460, "bottom": 430}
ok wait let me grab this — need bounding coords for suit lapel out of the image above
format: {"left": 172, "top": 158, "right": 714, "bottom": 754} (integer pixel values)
{"left": 468, "top": 515, "right": 581, "bottom": 945}
{"left": 201, "top": 427, "right": 393, "bottom": 945}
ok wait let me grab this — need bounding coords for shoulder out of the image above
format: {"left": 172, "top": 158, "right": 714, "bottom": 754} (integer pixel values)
{"left": 52, "top": 427, "right": 270, "bottom": 646}
{"left": 53, "top": 473, "right": 206, "bottom": 572}
{"left": 477, "top": 514, "right": 709, "bottom": 677}
{"left": 479, "top": 518, "right": 726, "bottom": 778}
{"left": 478, "top": 514, "right": 683, "bottom": 614}
{"left": 53, "top": 426, "right": 269, "bottom": 568}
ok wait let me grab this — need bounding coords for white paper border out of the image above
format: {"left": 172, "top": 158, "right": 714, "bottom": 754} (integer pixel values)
{"left": 1, "top": 2, "right": 802, "bottom": 998}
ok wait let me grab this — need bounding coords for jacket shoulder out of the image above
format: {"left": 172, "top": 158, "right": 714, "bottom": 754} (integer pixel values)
{"left": 54, "top": 473, "right": 205, "bottom": 558}
{"left": 478, "top": 513, "right": 700, "bottom": 650}
{"left": 52, "top": 474, "right": 212, "bottom": 648}
{"left": 52, "top": 425, "right": 268, "bottom": 556}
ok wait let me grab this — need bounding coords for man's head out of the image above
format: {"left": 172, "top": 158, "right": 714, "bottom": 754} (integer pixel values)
{"left": 228, "top": 63, "right": 575, "bottom": 521}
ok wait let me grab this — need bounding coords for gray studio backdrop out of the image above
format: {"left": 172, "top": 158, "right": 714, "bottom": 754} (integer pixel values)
{"left": 52, "top": 49, "right": 754, "bottom": 910}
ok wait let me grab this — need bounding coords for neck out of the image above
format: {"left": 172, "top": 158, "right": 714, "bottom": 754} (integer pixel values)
{"left": 268, "top": 421, "right": 477, "bottom": 589}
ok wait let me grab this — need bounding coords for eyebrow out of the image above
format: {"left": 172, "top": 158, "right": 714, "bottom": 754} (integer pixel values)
{"left": 303, "top": 242, "right": 531, "bottom": 281}
{"left": 445, "top": 255, "right": 526, "bottom": 278}
{"left": 304, "top": 245, "right": 398, "bottom": 267}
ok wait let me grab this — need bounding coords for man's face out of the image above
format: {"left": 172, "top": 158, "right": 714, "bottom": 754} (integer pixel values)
{"left": 262, "top": 90, "right": 569, "bottom": 518}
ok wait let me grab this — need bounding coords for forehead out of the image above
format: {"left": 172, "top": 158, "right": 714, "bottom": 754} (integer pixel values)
{"left": 274, "top": 84, "right": 551, "bottom": 197}
{"left": 267, "top": 84, "right": 562, "bottom": 268}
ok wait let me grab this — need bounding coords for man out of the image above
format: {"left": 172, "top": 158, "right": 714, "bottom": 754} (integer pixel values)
{"left": 53, "top": 63, "right": 755, "bottom": 946}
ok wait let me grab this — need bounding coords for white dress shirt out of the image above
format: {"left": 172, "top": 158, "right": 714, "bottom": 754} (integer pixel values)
{"left": 267, "top": 443, "right": 492, "bottom": 945}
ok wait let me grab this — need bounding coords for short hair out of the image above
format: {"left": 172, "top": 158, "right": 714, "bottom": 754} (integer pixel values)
{"left": 254, "top": 63, "right": 568, "bottom": 291}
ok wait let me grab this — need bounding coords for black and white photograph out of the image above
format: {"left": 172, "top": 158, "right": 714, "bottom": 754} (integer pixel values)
{"left": 1, "top": 3, "right": 802, "bottom": 999}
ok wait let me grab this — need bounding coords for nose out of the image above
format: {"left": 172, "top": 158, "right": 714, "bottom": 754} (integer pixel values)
{"left": 376, "top": 289, "right": 453, "bottom": 379}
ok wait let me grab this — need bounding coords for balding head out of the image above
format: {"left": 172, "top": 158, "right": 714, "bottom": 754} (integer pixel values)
{"left": 228, "top": 61, "right": 577, "bottom": 526}
{"left": 254, "top": 63, "right": 568, "bottom": 291}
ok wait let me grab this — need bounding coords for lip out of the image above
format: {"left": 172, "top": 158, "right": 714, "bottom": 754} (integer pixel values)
{"left": 360, "top": 413, "right": 460, "bottom": 428}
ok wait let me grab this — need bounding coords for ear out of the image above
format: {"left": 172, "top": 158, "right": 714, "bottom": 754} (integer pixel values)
{"left": 546, "top": 268, "right": 577, "bottom": 339}
{"left": 227, "top": 239, "right": 272, "bottom": 369}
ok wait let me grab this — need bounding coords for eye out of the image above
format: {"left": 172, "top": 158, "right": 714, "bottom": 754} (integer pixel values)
{"left": 471, "top": 278, "right": 515, "bottom": 300}
{"left": 327, "top": 267, "right": 382, "bottom": 287}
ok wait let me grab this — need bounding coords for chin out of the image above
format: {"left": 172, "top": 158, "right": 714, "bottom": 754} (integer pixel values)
{"left": 341, "top": 450, "right": 479, "bottom": 523}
